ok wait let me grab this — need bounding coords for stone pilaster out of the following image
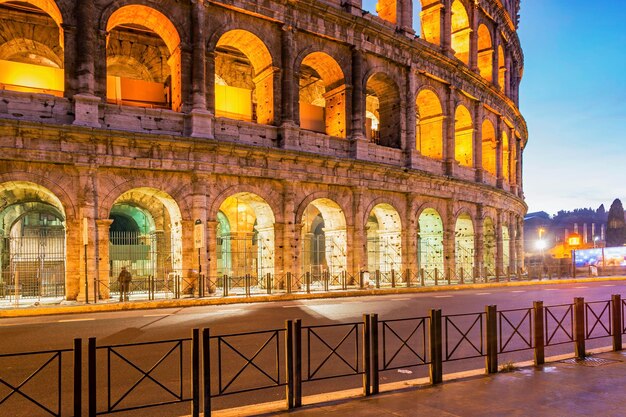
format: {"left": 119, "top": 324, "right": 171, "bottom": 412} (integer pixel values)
{"left": 444, "top": 85, "right": 456, "bottom": 176}
{"left": 474, "top": 204, "right": 484, "bottom": 279}
{"left": 96, "top": 219, "right": 113, "bottom": 300}
{"left": 405, "top": 65, "right": 417, "bottom": 166}
{"left": 442, "top": 0, "right": 452, "bottom": 55}
{"left": 351, "top": 47, "right": 368, "bottom": 158}
{"left": 473, "top": 100, "right": 483, "bottom": 182}
{"left": 496, "top": 116, "right": 504, "bottom": 188}
{"left": 188, "top": 0, "right": 213, "bottom": 138}
{"left": 495, "top": 210, "right": 503, "bottom": 278}
{"left": 443, "top": 199, "right": 455, "bottom": 278}
{"left": 469, "top": 1, "right": 479, "bottom": 72}
{"left": 351, "top": 187, "right": 366, "bottom": 276}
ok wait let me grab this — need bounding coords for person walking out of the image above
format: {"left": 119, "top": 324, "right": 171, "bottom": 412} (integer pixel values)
{"left": 118, "top": 266, "right": 132, "bottom": 302}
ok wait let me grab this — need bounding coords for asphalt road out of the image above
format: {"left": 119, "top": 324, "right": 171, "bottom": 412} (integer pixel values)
{"left": 1, "top": 280, "right": 624, "bottom": 416}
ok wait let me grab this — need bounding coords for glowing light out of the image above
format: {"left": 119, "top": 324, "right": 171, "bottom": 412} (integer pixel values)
{"left": 536, "top": 240, "right": 547, "bottom": 250}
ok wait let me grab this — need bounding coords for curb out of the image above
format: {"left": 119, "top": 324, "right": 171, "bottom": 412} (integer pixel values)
{"left": 2, "top": 276, "right": 625, "bottom": 318}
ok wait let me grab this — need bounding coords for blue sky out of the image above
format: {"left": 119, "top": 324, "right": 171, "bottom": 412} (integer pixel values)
{"left": 362, "top": 0, "right": 626, "bottom": 215}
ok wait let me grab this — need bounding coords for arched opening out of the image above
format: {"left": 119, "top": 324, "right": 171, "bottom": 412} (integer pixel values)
{"left": 477, "top": 24, "right": 493, "bottom": 82}
{"left": 420, "top": 0, "right": 441, "bottom": 45}
{"left": 416, "top": 89, "right": 444, "bottom": 159}
{"left": 106, "top": 5, "right": 182, "bottom": 110}
{"left": 299, "top": 52, "right": 346, "bottom": 137}
{"left": 301, "top": 198, "right": 347, "bottom": 287}
{"left": 0, "top": 181, "right": 66, "bottom": 301}
{"left": 216, "top": 193, "right": 275, "bottom": 293}
{"left": 108, "top": 188, "right": 183, "bottom": 300}
{"left": 502, "top": 224, "right": 510, "bottom": 272}
{"left": 215, "top": 30, "right": 274, "bottom": 125}
{"left": 502, "top": 130, "right": 510, "bottom": 182}
{"left": 366, "top": 204, "right": 402, "bottom": 282}
{"left": 418, "top": 208, "right": 444, "bottom": 277}
{"left": 455, "top": 213, "right": 474, "bottom": 277}
{"left": 366, "top": 72, "right": 401, "bottom": 148}
{"left": 482, "top": 119, "right": 497, "bottom": 177}
{"left": 455, "top": 105, "right": 473, "bottom": 167}
{"left": 451, "top": 0, "right": 470, "bottom": 65}
{"left": 0, "top": 1, "right": 64, "bottom": 96}
{"left": 362, "top": 0, "right": 397, "bottom": 24}
{"left": 498, "top": 45, "right": 506, "bottom": 93}
{"left": 483, "top": 217, "right": 496, "bottom": 277}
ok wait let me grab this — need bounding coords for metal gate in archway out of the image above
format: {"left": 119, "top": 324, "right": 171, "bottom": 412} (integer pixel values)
{"left": 0, "top": 228, "right": 65, "bottom": 300}
{"left": 217, "top": 233, "right": 274, "bottom": 294}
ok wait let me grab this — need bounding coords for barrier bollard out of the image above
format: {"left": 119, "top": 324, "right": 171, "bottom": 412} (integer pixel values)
{"left": 612, "top": 294, "right": 622, "bottom": 351}
{"left": 371, "top": 314, "right": 379, "bottom": 395}
{"left": 202, "top": 329, "right": 211, "bottom": 417}
{"left": 363, "top": 314, "right": 371, "bottom": 396}
{"left": 294, "top": 319, "right": 302, "bottom": 407}
{"left": 534, "top": 301, "right": 545, "bottom": 365}
{"left": 574, "top": 297, "right": 586, "bottom": 359}
{"left": 266, "top": 273, "right": 272, "bottom": 295}
{"left": 429, "top": 309, "right": 443, "bottom": 384}
{"left": 286, "top": 320, "right": 294, "bottom": 409}
{"left": 305, "top": 272, "right": 311, "bottom": 294}
{"left": 223, "top": 275, "right": 229, "bottom": 297}
{"left": 192, "top": 329, "right": 200, "bottom": 417}
{"left": 342, "top": 271, "right": 347, "bottom": 290}
{"left": 73, "top": 338, "right": 82, "bottom": 417}
{"left": 391, "top": 270, "right": 396, "bottom": 288}
{"left": 485, "top": 305, "right": 498, "bottom": 373}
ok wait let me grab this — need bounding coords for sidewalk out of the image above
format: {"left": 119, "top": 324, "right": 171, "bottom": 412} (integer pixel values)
{"left": 259, "top": 350, "right": 626, "bottom": 417}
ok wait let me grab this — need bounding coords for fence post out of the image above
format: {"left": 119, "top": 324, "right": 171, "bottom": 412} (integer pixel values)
{"left": 286, "top": 320, "right": 294, "bottom": 409}
{"left": 294, "top": 319, "right": 302, "bottom": 407}
{"left": 245, "top": 274, "right": 251, "bottom": 297}
{"left": 420, "top": 268, "right": 425, "bottom": 286}
{"left": 202, "top": 328, "right": 211, "bottom": 417}
{"left": 429, "top": 309, "right": 442, "bottom": 384}
{"left": 434, "top": 268, "right": 439, "bottom": 286}
{"left": 363, "top": 314, "right": 371, "bottom": 396}
{"left": 305, "top": 272, "right": 311, "bottom": 294}
{"left": 88, "top": 337, "right": 96, "bottom": 417}
{"left": 574, "top": 297, "right": 586, "bottom": 359}
{"left": 267, "top": 273, "right": 272, "bottom": 295}
{"left": 406, "top": 269, "right": 411, "bottom": 287}
{"left": 375, "top": 270, "right": 380, "bottom": 289}
{"left": 73, "top": 338, "right": 82, "bottom": 417}
{"left": 192, "top": 329, "right": 200, "bottom": 417}
{"left": 485, "top": 305, "right": 498, "bottom": 373}
{"left": 223, "top": 275, "right": 229, "bottom": 297}
{"left": 447, "top": 268, "right": 451, "bottom": 285}
{"left": 612, "top": 294, "right": 622, "bottom": 351}
{"left": 533, "top": 301, "right": 545, "bottom": 365}
{"left": 323, "top": 271, "right": 329, "bottom": 292}
{"left": 391, "top": 270, "right": 396, "bottom": 288}
{"left": 342, "top": 271, "right": 347, "bottom": 290}
{"left": 286, "top": 272, "right": 292, "bottom": 294}
{"left": 371, "top": 314, "right": 379, "bottom": 394}
{"left": 460, "top": 267, "right": 464, "bottom": 284}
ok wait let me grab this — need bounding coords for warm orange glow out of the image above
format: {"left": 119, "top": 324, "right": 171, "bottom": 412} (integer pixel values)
{"left": 568, "top": 236, "right": 581, "bottom": 246}
{"left": 502, "top": 130, "right": 510, "bottom": 181}
{"left": 376, "top": 0, "right": 397, "bottom": 24}
{"left": 455, "top": 105, "right": 473, "bottom": 167}
{"left": 106, "top": 76, "right": 167, "bottom": 108}
{"left": 451, "top": 0, "right": 470, "bottom": 64}
{"left": 482, "top": 119, "right": 497, "bottom": 176}
{"left": 477, "top": 25, "right": 493, "bottom": 82}
{"left": 215, "top": 84, "right": 253, "bottom": 121}
{"left": 420, "top": 0, "right": 442, "bottom": 45}
{"left": 416, "top": 89, "right": 443, "bottom": 159}
{"left": 0, "top": 59, "right": 63, "bottom": 94}
{"left": 498, "top": 46, "right": 506, "bottom": 92}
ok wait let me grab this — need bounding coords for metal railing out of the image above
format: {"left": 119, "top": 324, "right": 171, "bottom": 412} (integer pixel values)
{"left": 4, "top": 294, "right": 626, "bottom": 416}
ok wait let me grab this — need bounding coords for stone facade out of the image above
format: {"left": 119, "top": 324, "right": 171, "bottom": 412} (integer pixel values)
{"left": 0, "top": 0, "right": 526, "bottom": 301}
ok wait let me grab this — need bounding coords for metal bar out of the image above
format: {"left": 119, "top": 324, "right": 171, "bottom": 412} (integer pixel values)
{"left": 613, "top": 295, "right": 622, "bottom": 351}
{"left": 294, "top": 319, "right": 302, "bottom": 407}
{"left": 574, "top": 297, "right": 585, "bottom": 359}
{"left": 88, "top": 337, "right": 96, "bottom": 417}
{"left": 286, "top": 272, "right": 292, "bottom": 294}
{"left": 485, "top": 305, "right": 498, "bottom": 373}
{"left": 371, "top": 314, "right": 379, "bottom": 395}
{"left": 203, "top": 328, "right": 211, "bottom": 417}
{"left": 534, "top": 301, "right": 545, "bottom": 365}
{"left": 286, "top": 320, "right": 294, "bottom": 409}
{"left": 363, "top": 314, "right": 371, "bottom": 396}
{"left": 74, "top": 338, "right": 82, "bottom": 417}
{"left": 192, "top": 329, "right": 199, "bottom": 417}
{"left": 429, "top": 309, "right": 442, "bottom": 384}
{"left": 267, "top": 273, "right": 272, "bottom": 295}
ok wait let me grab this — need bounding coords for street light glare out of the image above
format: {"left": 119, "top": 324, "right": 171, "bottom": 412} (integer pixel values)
{"left": 536, "top": 240, "right": 547, "bottom": 250}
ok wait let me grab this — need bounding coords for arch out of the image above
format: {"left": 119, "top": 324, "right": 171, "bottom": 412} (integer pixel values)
{"left": 498, "top": 45, "right": 506, "bottom": 93}
{"left": 214, "top": 29, "right": 274, "bottom": 124}
{"left": 366, "top": 203, "right": 402, "bottom": 276}
{"left": 483, "top": 217, "right": 496, "bottom": 276}
{"left": 301, "top": 198, "right": 347, "bottom": 282}
{"left": 298, "top": 51, "right": 346, "bottom": 137}
{"left": 105, "top": 5, "right": 182, "bottom": 111}
{"left": 419, "top": 0, "right": 441, "bottom": 45}
{"left": 454, "top": 104, "right": 473, "bottom": 167}
{"left": 365, "top": 72, "right": 401, "bottom": 148}
{"left": 418, "top": 208, "right": 444, "bottom": 274}
{"left": 502, "top": 130, "right": 510, "bottom": 181}
{"left": 477, "top": 24, "right": 493, "bottom": 82}
{"left": 481, "top": 119, "right": 497, "bottom": 176}
{"left": 416, "top": 88, "right": 444, "bottom": 159}
{"left": 451, "top": 0, "right": 470, "bottom": 65}
{"left": 455, "top": 212, "right": 474, "bottom": 275}
{"left": 0, "top": 1, "right": 64, "bottom": 95}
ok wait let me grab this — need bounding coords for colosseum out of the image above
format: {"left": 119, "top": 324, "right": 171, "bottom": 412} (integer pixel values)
{"left": 0, "top": 0, "right": 526, "bottom": 303}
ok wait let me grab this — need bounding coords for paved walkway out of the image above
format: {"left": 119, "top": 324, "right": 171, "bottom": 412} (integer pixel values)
{"left": 261, "top": 351, "right": 626, "bottom": 417}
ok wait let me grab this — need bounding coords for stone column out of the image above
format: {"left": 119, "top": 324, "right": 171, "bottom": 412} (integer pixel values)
{"left": 62, "top": 24, "right": 78, "bottom": 98}
{"left": 444, "top": 199, "right": 456, "bottom": 278}
{"left": 273, "top": 222, "right": 286, "bottom": 289}
{"left": 406, "top": 65, "right": 417, "bottom": 166}
{"left": 206, "top": 220, "right": 218, "bottom": 292}
{"left": 504, "top": 51, "right": 512, "bottom": 97}
{"left": 405, "top": 194, "right": 420, "bottom": 275}
{"left": 442, "top": 0, "right": 452, "bottom": 55}
{"left": 65, "top": 218, "right": 82, "bottom": 301}
{"left": 474, "top": 205, "right": 484, "bottom": 279}
{"left": 496, "top": 116, "right": 504, "bottom": 189}
{"left": 179, "top": 44, "right": 193, "bottom": 113}
{"left": 281, "top": 25, "right": 296, "bottom": 125}
{"left": 400, "top": 0, "right": 415, "bottom": 36}
{"left": 517, "top": 138, "right": 524, "bottom": 197}
{"left": 188, "top": 0, "right": 213, "bottom": 138}
{"left": 469, "top": 2, "right": 479, "bottom": 72}
{"left": 508, "top": 213, "right": 517, "bottom": 274}
{"left": 495, "top": 210, "right": 503, "bottom": 278}
{"left": 473, "top": 100, "right": 483, "bottom": 182}
{"left": 492, "top": 26, "right": 501, "bottom": 90}
{"left": 352, "top": 187, "right": 367, "bottom": 277}
{"left": 181, "top": 219, "right": 196, "bottom": 294}
{"left": 444, "top": 85, "right": 456, "bottom": 176}
{"left": 282, "top": 182, "right": 297, "bottom": 279}
{"left": 96, "top": 219, "right": 113, "bottom": 300}
{"left": 205, "top": 52, "right": 216, "bottom": 115}
{"left": 351, "top": 47, "right": 368, "bottom": 158}
{"left": 191, "top": 187, "right": 208, "bottom": 283}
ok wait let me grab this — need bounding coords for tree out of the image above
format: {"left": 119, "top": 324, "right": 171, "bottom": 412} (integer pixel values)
{"left": 606, "top": 199, "right": 626, "bottom": 247}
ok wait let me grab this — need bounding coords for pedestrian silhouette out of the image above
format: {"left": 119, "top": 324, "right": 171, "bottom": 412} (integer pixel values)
{"left": 118, "top": 266, "right": 132, "bottom": 302}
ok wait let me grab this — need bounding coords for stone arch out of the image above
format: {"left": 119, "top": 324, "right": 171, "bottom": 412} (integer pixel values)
{"left": 297, "top": 51, "right": 346, "bottom": 137}
{"left": 213, "top": 29, "right": 275, "bottom": 125}
{"left": 454, "top": 212, "right": 474, "bottom": 275}
{"left": 477, "top": 24, "right": 493, "bottom": 82}
{"left": 105, "top": 4, "right": 182, "bottom": 111}
{"left": 483, "top": 216, "right": 496, "bottom": 275}
{"left": 366, "top": 202, "right": 402, "bottom": 275}
{"left": 454, "top": 104, "right": 473, "bottom": 167}
{"left": 498, "top": 45, "right": 506, "bottom": 93}
{"left": 502, "top": 129, "right": 510, "bottom": 181}
{"left": 419, "top": 0, "right": 442, "bottom": 45}
{"left": 417, "top": 207, "right": 444, "bottom": 274}
{"left": 209, "top": 185, "right": 282, "bottom": 225}
{"left": 365, "top": 71, "right": 401, "bottom": 148}
{"left": 0, "top": 0, "right": 62, "bottom": 26}
{"left": 0, "top": 38, "right": 63, "bottom": 68}
{"left": 451, "top": 0, "right": 470, "bottom": 65}
{"left": 416, "top": 87, "right": 444, "bottom": 159}
{"left": 0, "top": 173, "right": 76, "bottom": 220}
{"left": 482, "top": 119, "right": 497, "bottom": 176}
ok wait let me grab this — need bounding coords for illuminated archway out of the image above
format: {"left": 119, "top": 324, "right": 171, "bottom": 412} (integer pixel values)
{"left": 418, "top": 208, "right": 444, "bottom": 274}
{"left": 455, "top": 213, "right": 474, "bottom": 275}
{"left": 477, "top": 24, "right": 493, "bottom": 82}
{"left": 482, "top": 119, "right": 497, "bottom": 176}
{"left": 502, "top": 130, "right": 510, "bottom": 181}
{"left": 301, "top": 198, "right": 347, "bottom": 282}
{"left": 419, "top": 0, "right": 441, "bottom": 45}
{"left": 455, "top": 105, "right": 473, "bottom": 167}
{"left": 215, "top": 30, "right": 274, "bottom": 125}
{"left": 0, "top": 181, "right": 66, "bottom": 300}
{"left": 483, "top": 217, "right": 496, "bottom": 275}
{"left": 216, "top": 193, "right": 275, "bottom": 285}
{"left": 106, "top": 5, "right": 181, "bottom": 110}
{"left": 299, "top": 52, "right": 346, "bottom": 137}
{"left": 366, "top": 203, "right": 402, "bottom": 276}
{"left": 451, "top": 0, "right": 470, "bottom": 65}
{"left": 365, "top": 72, "right": 401, "bottom": 148}
{"left": 498, "top": 46, "right": 506, "bottom": 92}
{"left": 0, "top": 1, "right": 64, "bottom": 95}
{"left": 502, "top": 223, "right": 511, "bottom": 271}
{"left": 362, "top": 0, "right": 397, "bottom": 24}
{"left": 416, "top": 89, "right": 444, "bottom": 159}
{"left": 108, "top": 188, "right": 183, "bottom": 299}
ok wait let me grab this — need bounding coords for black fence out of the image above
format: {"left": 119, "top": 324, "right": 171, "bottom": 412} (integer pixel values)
{"left": 2, "top": 295, "right": 625, "bottom": 416}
